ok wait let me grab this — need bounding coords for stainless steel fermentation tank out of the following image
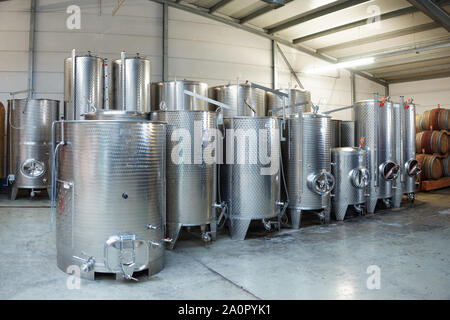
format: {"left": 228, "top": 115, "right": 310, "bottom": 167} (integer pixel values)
{"left": 353, "top": 98, "right": 400, "bottom": 214}
{"left": 54, "top": 120, "right": 166, "bottom": 280}
{"left": 210, "top": 83, "right": 266, "bottom": 117}
{"left": 331, "top": 147, "right": 369, "bottom": 221}
{"left": 286, "top": 112, "right": 334, "bottom": 228}
{"left": 151, "top": 110, "right": 220, "bottom": 248}
{"left": 151, "top": 80, "right": 210, "bottom": 111}
{"left": 221, "top": 116, "right": 284, "bottom": 240}
{"left": 84, "top": 110, "right": 149, "bottom": 120}
{"left": 392, "top": 99, "right": 420, "bottom": 208}
{"left": 341, "top": 120, "right": 356, "bottom": 147}
{"left": 64, "top": 51, "right": 106, "bottom": 120}
{"left": 111, "top": 53, "right": 151, "bottom": 112}
{"left": 266, "top": 88, "right": 312, "bottom": 116}
{"left": 6, "top": 99, "right": 60, "bottom": 200}
{"left": 331, "top": 119, "right": 342, "bottom": 148}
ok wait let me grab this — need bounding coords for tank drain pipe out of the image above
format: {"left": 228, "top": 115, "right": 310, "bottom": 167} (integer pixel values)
{"left": 382, "top": 198, "right": 391, "bottom": 208}
{"left": 213, "top": 202, "right": 228, "bottom": 230}
{"left": 353, "top": 204, "right": 364, "bottom": 213}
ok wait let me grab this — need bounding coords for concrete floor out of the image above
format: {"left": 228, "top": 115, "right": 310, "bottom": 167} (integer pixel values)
{"left": 0, "top": 188, "right": 449, "bottom": 300}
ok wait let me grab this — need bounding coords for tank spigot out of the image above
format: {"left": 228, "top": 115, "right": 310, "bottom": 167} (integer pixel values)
{"left": 201, "top": 232, "right": 212, "bottom": 243}
{"left": 146, "top": 224, "right": 158, "bottom": 230}
{"left": 81, "top": 257, "right": 95, "bottom": 273}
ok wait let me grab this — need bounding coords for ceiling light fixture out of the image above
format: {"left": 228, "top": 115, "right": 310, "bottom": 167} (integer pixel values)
{"left": 304, "top": 57, "right": 375, "bottom": 74}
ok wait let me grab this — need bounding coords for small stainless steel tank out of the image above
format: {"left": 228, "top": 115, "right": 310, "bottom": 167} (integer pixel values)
{"left": 7, "top": 99, "right": 60, "bottom": 200}
{"left": 151, "top": 110, "right": 219, "bottom": 248}
{"left": 353, "top": 99, "right": 400, "bottom": 214}
{"left": 331, "top": 147, "right": 369, "bottom": 221}
{"left": 266, "top": 88, "right": 312, "bottom": 116}
{"left": 209, "top": 83, "right": 266, "bottom": 117}
{"left": 330, "top": 119, "right": 342, "bottom": 148}
{"left": 341, "top": 120, "right": 356, "bottom": 147}
{"left": 392, "top": 100, "right": 420, "bottom": 208}
{"left": 151, "top": 80, "right": 210, "bottom": 111}
{"left": 111, "top": 53, "right": 151, "bottom": 112}
{"left": 221, "top": 116, "right": 283, "bottom": 240}
{"left": 54, "top": 120, "right": 166, "bottom": 281}
{"left": 84, "top": 110, "right": 149, "bottom": 120}
{"left": 294, "top": 112, "right": 334, "bottom": 228}
{"left": 64, "top": 51, "right": 105, "bottom": 119}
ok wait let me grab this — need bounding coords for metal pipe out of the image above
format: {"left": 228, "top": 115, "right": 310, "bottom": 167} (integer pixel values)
{"left": 121, "top": 51, "right": 126, "bottom": 110}
{"left": 27, "top": 0, "right": 36, "bottom": 99}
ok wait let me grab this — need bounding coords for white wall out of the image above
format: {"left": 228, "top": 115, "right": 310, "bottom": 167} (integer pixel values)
{"left": 0, "top": 0, "right": 386, "bottom": 120}
{"left": 389, "top": 77, "right": 450, "bottom": 115}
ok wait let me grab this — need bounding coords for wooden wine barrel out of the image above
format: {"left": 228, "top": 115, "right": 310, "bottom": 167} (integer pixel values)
{"left": 416, "top": 154, "right": 443, "bottom": 180}
{"left": 443, "top": 156, "right": 450, "bottom": 177}
{"left": 416, "top": 132, "right": 424, "bottom": 153}
{"left": 415, "top": 114, "right": 421, "bottom": 132}
{"left": 422, "top": 110, "right": 431, "bottom": 130}
{"left": 416, "top": 130, "right": 449, "bottom": 154}
{"left": 438, "top": 109, "right": 449, "bottom": 131}
{"left": 429, "top": 108, "right": 441, "bottom": 130}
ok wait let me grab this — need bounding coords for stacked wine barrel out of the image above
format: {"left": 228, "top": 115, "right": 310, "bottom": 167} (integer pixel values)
{"left": 415, "top": 107, "right": 450, "bottom": 181}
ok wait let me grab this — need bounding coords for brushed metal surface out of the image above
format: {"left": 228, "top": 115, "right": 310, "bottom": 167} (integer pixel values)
{"left": 299, "top": 113, "right": 332, "bottom": 210}
{"left": 341, "top": 120, "right": 356, "bottom": 147}
{"left": 221, "top": 116, "right": 280, "bottom": 240}
{"left": 378, "top": 101, "right": 396, "bottom": 199}
{"left": 151, "top": 80, "right": 210, "bottom": 111}
{"left": 84, "top": 110, "right": 149, "bottom": 120}
{"left": 330, "top": 119, "right": 342, "bottom": 148}
{"left": 7, "top": 99, "right": 59, "bottom": 190}
{"left": 210, "top": 83, "right": 266, "bottom": 117}
{"left": 266, "top": 88, "right": 312, "bottom": 116}
{"left": 64, "top": 54, "right": 105, "bottom": 120}
{"left": 151, "top": 110, "right": 218, "bottom": 227}
{"left": 403, "top": 103, "right": 417, "bottom": 194}
{"left": 54, "top": 120, "right": 166, "bottom": 279}
{"left": 111, "top": 55, "right": 151, "bottom": 112}
{"left": 331, "top": 147, "right": 367, "bottom": 220}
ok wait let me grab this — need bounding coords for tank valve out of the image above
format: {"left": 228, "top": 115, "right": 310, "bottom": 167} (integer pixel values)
{"left": 81, "top": 257, "right": 95, "bottom": 273}
{"left": 146, "top": 224, "right": 158, "bottom": 230}
{"left": 407, "top": 193, "right": 415, "bottom": 201}
{"left": 382, "top": 198, "right": 391, "bottom": 208}
{"left": 201, "top": 232, "right": 212, "bottom": 243}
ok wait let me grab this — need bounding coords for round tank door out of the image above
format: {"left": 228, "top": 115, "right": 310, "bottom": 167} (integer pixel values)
{"left": 21, "top": 159, "right": 46, "bottom": 178}
{"left": 350, "top": 167, "right": 370, "bottom": 188}
{"left": 380, "top": 161, "right": 400, "bottom": 181}
{"left": 406, "top": 159, "right": 421, "bottom": 177}
{"left": 307, "top": 171, "right": 335, "bottom": 195}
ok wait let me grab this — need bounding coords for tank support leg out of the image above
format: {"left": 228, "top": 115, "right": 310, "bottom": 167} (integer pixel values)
{"left": 334, "top": 203, "right": 348, "bottom": 221}
{"left": 166, "top": 223, "right": 182, "bottom": 250}
{"left": 229, "top": 218, "right": 251, "bottom": 241}
{"left": 392, "top": 191, "right": 402, "bottom": 208}
{"left": 366, "top": 197, "right": 377, "bottom": 214}
{"left": 210, "top": 213, "right": 217, "bottom": 241}
{"left": 47, "top": 187, "right": 52, "bottom": 199}
{"left": 10, "top": 187, "right": 18, "bottom": 201}
{"left": 289, "top": 209, "right": 302, "bottom": 229}
{"left": 323, "top": 200, "right": 331, "bottom": 224}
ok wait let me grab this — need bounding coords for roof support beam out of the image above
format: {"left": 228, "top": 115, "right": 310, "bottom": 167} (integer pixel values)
{"left": 407, "top": 0, "right": 450, "bottom": 32}
{"left": 267, "top": 0, "right": 371, "bottom": 34}
{"left": 209, "top": 0, "right": 233, "bottom": 13}
{"left": 240, "top": 0, "right": 293, "bottom": 24}
{"left": 276, "top": 43, "right": 304, "bottom": 89}
{"left": 388, "top": 71, "right": 450, "bottom": 83}
{"left": 317, "top": 22, "right": 440, "bottom": 53}
{"left": 148, "top": 0, "right": 388, "bottom": 86}
{"left": 374, "top": 63, "right": 450, "bottom": 78}
{"left": 338, "top": 37, "right": 450, "bottom": 61}
{"left": 292, "top": 6, "right": 418, "bottom": 43}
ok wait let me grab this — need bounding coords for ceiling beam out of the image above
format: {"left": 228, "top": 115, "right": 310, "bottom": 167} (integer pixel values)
{"left": 317, "top": 22, "right": 440, "bottom": 53}
{"left": 374, "top": 63, "right": 450, "bottom": 78}
{"left": 292, "top": 6, "right": 418, "bottom": 44}
{"left": 387, "top": 71, "right": 450, "bottom": 83}
{"left": 239, "top": 0, "right": 293, "bottom": 24}
{"left": 356, "top": 51, "right": 450, "bottom": 70}
{"left": 148, "top": 0, "right": 388, "bottom": 86}
{"left": 209, "top": 0, "right": 233, "bottom": 13}
{"left": 407, "top": 0, "right": 450, "bottom": 32}
{"left": 338, "top": 36, "right": 450, "bottom": 61}
{"left": 267, "top": 0, "right": 371, "bottom": 34}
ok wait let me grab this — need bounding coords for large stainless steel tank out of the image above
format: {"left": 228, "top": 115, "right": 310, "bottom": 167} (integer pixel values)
{"left": 353, "top": 99, "right": 400, "bottom": 214}
{"left": 151, "top": 80, "right": 210, "bottom": 111}
{"left": 341, "top": 120, "right": 356, "bottom": 147}
{"left": 331, "top": 119, "right": 342, "bottom": 148}
{"left": 294, "top": 112, "right": 334, "bottom": 228}
{"left": 151, "top": 110, "right": 219, "bottom": 248}
{"left": 64, "top": 52, "right": 105, "bottom": 120}
{"left": 84, "top": 110, "right": 149, "bottom": 120}
{"left": 266, "top": 88, "right": 312, "bottom": 116}
{"left": 210, "top": 83, "right": 266, "bottom": 117}
{"left": 281, "top": 115, "right": 302, "bottom": 230}
{"left": 331, "top": 147, "right": 369, "bottom": 221}
{"left": 111, "top": 53, "right": 151, "bottom": 112}
{"left": 54, "top": 120, "right": 166, "bottom": 280}
{"left": 392, "top": 100, "right": 420, "bottom": 208}
{"left": 221, "top": 116, "right": 283, "bottom": 240}
{"left": 7, "top": 99, "right": 60, "bottom": 200}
